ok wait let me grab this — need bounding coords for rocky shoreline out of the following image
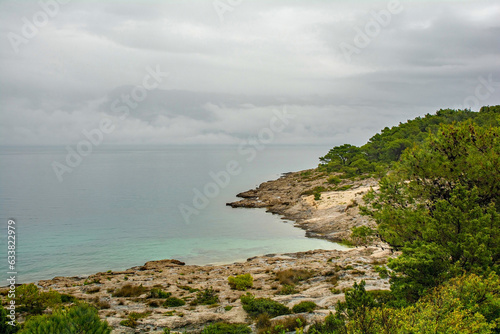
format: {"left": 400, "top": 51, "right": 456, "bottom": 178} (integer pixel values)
{"left": 14, "top": 169, "right": 393, "bottom": 333}
{"left": 227, "top": 169, "right": 380, "bottom": 244}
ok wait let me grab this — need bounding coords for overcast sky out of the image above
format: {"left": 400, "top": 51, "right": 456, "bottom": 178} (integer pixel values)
{"left": 0, "top": 0, "right": 499, "bottom": 146}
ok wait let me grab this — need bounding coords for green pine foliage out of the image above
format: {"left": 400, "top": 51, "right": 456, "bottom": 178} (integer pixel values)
{"left": 319, "top": 107, "right": 500, "bottom": 178}
{"left": 363, "top": 121, "right": 500, "bottom": 301}
{"left": 308, "top": 106, "right": 500, "bottom": 333}
{"left": 15, "top": 284, "right": 61, "bottom": 315}
{"left": 19, "top": 303, "right": 111, "bottom": 334}
{"left": 1, "top": 305, "right": 18, "bottom": 334}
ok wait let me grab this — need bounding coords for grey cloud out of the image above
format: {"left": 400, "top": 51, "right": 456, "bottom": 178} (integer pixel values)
{"left": 0, "top": 0, "right": 499, "bottom": 147}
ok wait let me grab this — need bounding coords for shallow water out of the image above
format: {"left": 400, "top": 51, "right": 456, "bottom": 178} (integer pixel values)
{"left": 0, "top": 145, "right": 346, "bottom": 283}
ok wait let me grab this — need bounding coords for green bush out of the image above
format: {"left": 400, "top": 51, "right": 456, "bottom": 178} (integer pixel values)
{"left": 15, "top": 284, "right": 61, "bottom": 314}
{"left": 60, "top": 294, "right": 76, "bottom": 303}
{"left": 314, "top": 192, "right": 321, "bottom": 201}
{"left": 240, "top": 293, "right": 290, "bottom": 318}
{"left": 112, "top": 284, "right": 146, "bottom": 297}
{"left": 148, "top": 288, "right": 171, "bottom": 299}
{"left": 1, "top": 305, "right": 18, "bottom": 333}
{"left": 327, "top": 175, "right": 341, "bottom": 185}
{"left": 350, "top": 226, "right": 375, "bottom": 246}
{"left": 228, "top": 274, "right": 253, "bottom": 291}
{"left": 191, "top": 288, "right": 219, "bottom": 306}
{"left": 292, "top": 301, "right": 317, "bottom": 313}
{"left": 163, "top": 297, "right": 186, "bottom": 307}
{"left": 373, "top": 265, "right": 389, "bottom": 279}
{"left": 19, "top": 303, "right": 111, "bottom": 334}
{"left": 201, "top": 322, "right": 251, "bottom": 334}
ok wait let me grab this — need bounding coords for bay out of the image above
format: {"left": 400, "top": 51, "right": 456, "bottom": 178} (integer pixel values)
{"left": 0, "top": 145, "right": 346, "bottom": 283}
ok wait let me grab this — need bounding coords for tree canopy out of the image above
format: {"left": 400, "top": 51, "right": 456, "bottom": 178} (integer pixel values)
{"left": 319, "top": 106, "right": 500, "bottom": 177}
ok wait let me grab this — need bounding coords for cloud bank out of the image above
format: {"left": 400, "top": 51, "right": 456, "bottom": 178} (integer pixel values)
{"left": 0, "top": 0, "right": 499, "bottom": 146}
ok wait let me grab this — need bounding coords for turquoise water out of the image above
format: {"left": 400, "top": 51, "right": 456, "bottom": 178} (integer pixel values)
{"left": 0, "top": 145, "right": 346, "bottom": 283}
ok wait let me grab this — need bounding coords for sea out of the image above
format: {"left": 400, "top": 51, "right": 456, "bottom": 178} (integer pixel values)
{"left": 0, "top": 145, "right": 347, "bottom": 283}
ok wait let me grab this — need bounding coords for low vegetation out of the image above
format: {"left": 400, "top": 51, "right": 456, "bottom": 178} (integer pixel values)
{"left": 292, "top": 301, "right": 317, "bottom": 313}
{"left": 112, "top": 284, "right": 146, "bottom": 297}
{"left": 19, "top": 303, "right": 111, "bottom": 333}
{"left": 240, "top": 293, "right": 290, "bottom": 318}
{"left": 190, "top": 287, "right": 219, "bottom": 306}
{"left": 228, "top": 274, "right": 253, "bottom": 291}
{"left": 307, "top": 106, "right": 500, "bottom": 333}
{"left": 201, "top": 322, "right": 252, "bottom": 334}
{"left": 148, "top": 288, "right": 171, "bottom": 299}
{"left": 163, "top": 296, "right": 186, "bottom": 307}
{"left": 276, "top": 269, "right": 313, "bottom": 286}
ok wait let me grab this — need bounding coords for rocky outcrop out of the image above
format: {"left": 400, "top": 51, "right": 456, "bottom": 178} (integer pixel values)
{"left": 15, "top": 169, "right": 392, "bottom": 333}
{"left": 34, "top": 247, "right": 394, "bottom": 333}
{"left": 227, "top": 169, "right": 381, "bottom": 244}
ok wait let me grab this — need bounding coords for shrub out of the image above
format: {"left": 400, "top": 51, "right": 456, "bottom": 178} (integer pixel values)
{"left": 163, "top": 297, "right": 186, "bottom": 307}
{"left": 149, "top": 288, "right": 171, "bottom": 299}
{"left": 240, "top": 293, "right": 290, "bottom": 318}
{"left": 314, "top": 192, "right": 321, "bottom": 201}
{"left": 1, "top": 305, "right": 18, "bottom": 333}
{"left": 307, "top": 312, "right": 339, "bottom": 334}
{"left": 112, "top": 284, "right": 146, "bottom": 297}
{"left": 94, "top": 298, "right": 111, "bottom": 309}
{"left": 373, "top": 265, "right": 389, "bottom": 279}
{"left": 350, "top": 226, "right": 375, "bottom": 246}
{"left": 201, "top": 322, "right": 251, "bottom": 334}
{"left": 259, "top": 316, "right": 307, "bottom": 334}
{"left": 228, "top": 274, "right": 253, "bottom": 291}
{"left": 148, "top": 300, "right": 160, "bottom": 307}
{"left": 255, "top": 313, "right": 271, "bottom": 329}
{"left": 191, "top": 287, "right": 219, "bottom": 306}
{"left": 15, "top": 284, "right": 61, "bottom": 314}
{"left": 327, "top": 175, "right": 341, "bottom": 185}
{"left": 276, "top": 284, "right": 298, "bottom": 295}
{"left": 292, "top": 301, "right": 317, "bottom": 313}
{"left": 60, "top": 294, "right": 76, "bottom": 303}
{"left": 20, "top": 303, "right": 111, "bottom": 333}
{"left": 276, "top": 269, "right": 313, "bottom": 286}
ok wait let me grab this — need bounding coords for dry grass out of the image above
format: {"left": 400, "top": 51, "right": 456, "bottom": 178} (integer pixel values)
{"left": 112, "top": 284, "right": 146, "bottom": 297}
{"left": 275, "top": 269, "right": 314, "bottom": 286}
